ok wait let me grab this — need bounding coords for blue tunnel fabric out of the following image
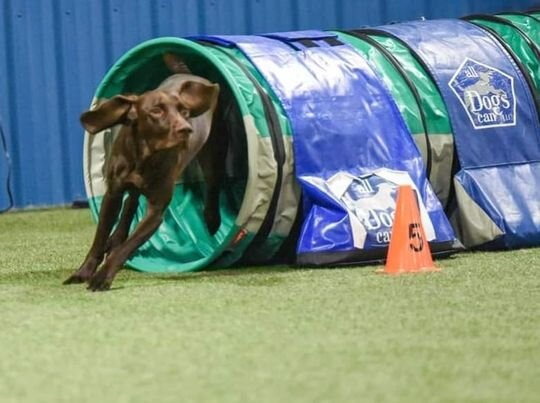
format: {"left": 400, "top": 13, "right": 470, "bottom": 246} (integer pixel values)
{"left": 379, "top": 19, "right": 540, "bottom": 247}
{"left": 198, "top": 31, "right": 458, "bottom": 264}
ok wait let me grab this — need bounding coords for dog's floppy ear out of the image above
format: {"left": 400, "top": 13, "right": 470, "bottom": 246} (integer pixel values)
{"left": 80, "top": 95, "right": 138, "bottom": 134}
{"left": 178, "top": 81, "right": 220, "bottom": 118}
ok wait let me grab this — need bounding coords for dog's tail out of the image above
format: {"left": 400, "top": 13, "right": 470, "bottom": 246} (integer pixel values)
{"left": 163, "top": 53, "right": 192, "bottom": 74}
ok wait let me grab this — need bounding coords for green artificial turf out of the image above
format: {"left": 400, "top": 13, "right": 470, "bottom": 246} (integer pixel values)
{"left": 0, "top": 208, "right": 538, "bottom": 403}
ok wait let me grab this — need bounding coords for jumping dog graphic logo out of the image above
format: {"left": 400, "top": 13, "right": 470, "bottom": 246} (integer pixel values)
{"left": 449, "top": 58, "right": 516, "bottom": 129}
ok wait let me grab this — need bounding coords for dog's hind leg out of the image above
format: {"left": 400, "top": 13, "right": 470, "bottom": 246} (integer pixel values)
{"left": 104, "top": 190, "right": 140, "bottom": 254}
{"left": 63, "top": 191, "right": 124, "bottom": 285}
{"left": 198, "top": 115, "right": 228, "bottom": 235}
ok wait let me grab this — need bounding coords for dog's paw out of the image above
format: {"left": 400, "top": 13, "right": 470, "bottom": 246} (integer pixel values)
{"left": 63, "top": 273, "right": 88, "bottom": 285}
{"left": 87, "top": 270, "right": 113, "bottom": 292}
{"left": 63, "top": 258, "right": 100, "bottom": 285}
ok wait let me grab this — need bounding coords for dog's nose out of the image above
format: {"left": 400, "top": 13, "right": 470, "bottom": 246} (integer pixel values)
{"left": 173, "top": 120, "right": 192, "bottom": 135}
{"left": 177, "top": 128, "right": 192, "bottom": 139}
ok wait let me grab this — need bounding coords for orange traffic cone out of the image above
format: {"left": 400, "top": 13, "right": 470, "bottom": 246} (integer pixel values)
{"left": 379, "top": 185, "right": 440, "bottom": 275}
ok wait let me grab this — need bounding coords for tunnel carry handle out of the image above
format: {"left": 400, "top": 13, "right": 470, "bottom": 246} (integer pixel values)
{"left": 261, "top": 30, "right": 345, "bottom": 50}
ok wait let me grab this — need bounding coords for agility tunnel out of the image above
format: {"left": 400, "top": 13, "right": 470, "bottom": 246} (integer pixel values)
{"left": 84, "top": 13, "right": 540, "bottom": 272}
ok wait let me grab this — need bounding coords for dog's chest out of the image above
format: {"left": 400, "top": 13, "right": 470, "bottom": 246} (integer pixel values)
{"left": 125, "top": 148, "right": 185, "bottom": 191}
{"left": 125, "top": 171, "right": 145, "bottom": 189}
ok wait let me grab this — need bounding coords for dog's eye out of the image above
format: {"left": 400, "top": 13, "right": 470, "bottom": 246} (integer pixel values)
{"left": 179, "top": 109, "right": 190, "bottom": 119}
{"left": 150, "top": 107, "right": 164, "bottom": 116}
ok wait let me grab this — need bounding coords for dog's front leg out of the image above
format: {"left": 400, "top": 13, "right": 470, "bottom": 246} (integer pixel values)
{"left": 104, "top": 190, "right": 140, "bottom": 254}
{"left": 87, "top": 200, "right": 167, "bottom": 291}
{"left": 63, "top": 191, "right": 124, "bottom": 284}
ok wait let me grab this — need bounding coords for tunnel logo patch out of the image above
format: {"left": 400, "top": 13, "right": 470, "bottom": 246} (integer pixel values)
{"left": 449, "top": 58, "right": 516, "bottom": 129}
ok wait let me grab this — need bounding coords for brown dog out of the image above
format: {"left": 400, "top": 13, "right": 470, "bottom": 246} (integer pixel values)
{"left": 64, "top": 69, "right": 221, "bottom": 291}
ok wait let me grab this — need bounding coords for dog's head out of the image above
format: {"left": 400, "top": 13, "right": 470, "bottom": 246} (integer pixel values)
{"left": 81, "top": 79, "right": 219, "bottom": 152}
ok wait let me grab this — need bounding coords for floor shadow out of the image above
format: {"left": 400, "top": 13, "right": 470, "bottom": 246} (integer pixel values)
{"left": 0, "top": 268, "right": 69, "bottom": 284}
{"left": 1, "top": 251, "right": 463, "bottom": 290}
{"left": 150, "top": 264, "right": 300, "bottom": 282}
